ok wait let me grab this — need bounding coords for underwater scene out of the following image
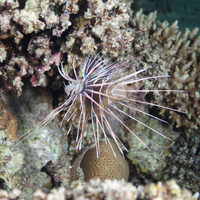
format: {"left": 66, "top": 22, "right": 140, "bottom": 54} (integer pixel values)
{"left": 0, "top": 0, "right": 200, "bottom": 199}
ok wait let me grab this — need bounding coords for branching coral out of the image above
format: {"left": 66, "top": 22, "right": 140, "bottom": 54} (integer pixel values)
{"left": 131, "top": 9, "right": 200, "bottom": 129}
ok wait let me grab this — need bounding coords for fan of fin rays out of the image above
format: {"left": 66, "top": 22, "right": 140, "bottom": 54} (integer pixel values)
{"left": 14, "top": 54, "right": 186, "bottom": 157}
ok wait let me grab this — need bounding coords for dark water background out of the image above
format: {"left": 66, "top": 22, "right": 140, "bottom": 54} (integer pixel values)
{"left": 132, "top": 0, "right": 200, "bottom": 35}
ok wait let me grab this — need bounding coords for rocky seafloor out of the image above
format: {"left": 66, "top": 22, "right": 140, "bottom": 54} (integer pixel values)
{"left": 0, "top": 0, "right": 200, "bottom": 199}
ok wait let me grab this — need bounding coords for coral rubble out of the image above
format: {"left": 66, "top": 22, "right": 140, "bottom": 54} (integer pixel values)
{"left": 0, "top": 179, "right": 195, "bottom": 200}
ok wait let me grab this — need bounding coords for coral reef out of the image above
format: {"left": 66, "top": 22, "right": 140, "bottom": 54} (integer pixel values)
{"left": 0, "top": 0, "right": 200, "bottom": 198}
{"left": 0, "top": 0, "right": 199, "bottom": 126}
{"left": 0, "top": 179, "right": 195, "bottom": 200}
{"left": 162, "top": 128, "right": 200, "bottom": 193}
{"left": 0, "top": 85, "right": 70, "bottom": 199}
{"left": 125, "top": 11, "right": 200, "bottom": 190}
{"left": 124, "top": 117, "right": 178, "bottom": 181}
{"left": 0, "top": 0, "right": 75, "bottom": 95}
{"left": 130, "top": 10, "right": 200, "bottom": 129}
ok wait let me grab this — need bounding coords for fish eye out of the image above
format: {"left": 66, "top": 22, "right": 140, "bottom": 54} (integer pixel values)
{"left": 64, "top": 84, "right": 74, "bottom": 97}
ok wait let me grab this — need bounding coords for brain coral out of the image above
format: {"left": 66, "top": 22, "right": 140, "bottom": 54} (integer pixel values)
{"left": 80, "top": 141, "right": 129, "bottom": 181}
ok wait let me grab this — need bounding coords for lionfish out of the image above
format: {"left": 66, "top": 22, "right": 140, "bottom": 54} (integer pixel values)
{"left": 17, "top": 54, "right": 184, "bottom": 157}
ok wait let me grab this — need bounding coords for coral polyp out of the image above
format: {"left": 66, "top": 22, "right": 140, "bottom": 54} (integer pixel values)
{"left": 17, "top": 54, "right": 184, "bottom": 156}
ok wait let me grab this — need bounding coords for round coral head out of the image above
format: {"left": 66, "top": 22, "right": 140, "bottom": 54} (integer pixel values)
{"left": 80, "top": 141, "right": 129, "bottom": 181}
